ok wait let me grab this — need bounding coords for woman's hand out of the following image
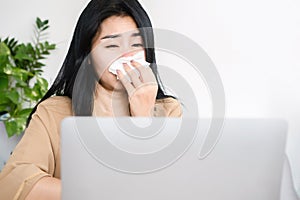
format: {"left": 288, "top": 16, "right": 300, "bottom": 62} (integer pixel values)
{"left": 117, "top": 60, "right": 158, "bottom": 116}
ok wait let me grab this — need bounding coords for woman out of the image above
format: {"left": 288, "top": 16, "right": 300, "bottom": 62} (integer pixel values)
{"left": 0, "top": 0, "right": 181, "bottom": 199}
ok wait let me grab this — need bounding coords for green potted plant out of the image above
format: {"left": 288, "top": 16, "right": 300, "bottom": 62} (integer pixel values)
{"left": 0, "top": 17, "right": 56, "bottom": 170}
{"left": 0, "top": 17, "right": 56, "bottom": 137}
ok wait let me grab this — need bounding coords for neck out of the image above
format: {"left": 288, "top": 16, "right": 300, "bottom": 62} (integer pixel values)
{"left": 93, "top": 83, "right": 130, "bottom": 116}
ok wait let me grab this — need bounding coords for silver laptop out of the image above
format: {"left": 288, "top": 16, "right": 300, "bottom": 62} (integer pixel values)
{"left": 61, "top": 118, "right": 287, "bottom": 200}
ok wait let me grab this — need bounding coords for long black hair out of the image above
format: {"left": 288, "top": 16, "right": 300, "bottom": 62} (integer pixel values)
{"left": 27, "top": 0, "right": 171, "bottom": 125}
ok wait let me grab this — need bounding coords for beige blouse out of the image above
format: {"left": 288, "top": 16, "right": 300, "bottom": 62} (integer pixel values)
{"left": 0, "top": 96, "right": 182, "bottom": 200}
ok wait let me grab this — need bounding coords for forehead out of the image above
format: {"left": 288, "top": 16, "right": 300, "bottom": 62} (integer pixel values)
{"left": 99, "top": 15, "right": 138, "bottom": 38}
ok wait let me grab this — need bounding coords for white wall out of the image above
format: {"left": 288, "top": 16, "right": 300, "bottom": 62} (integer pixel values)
{"left": 139, "top": 0, "right": 300, "bottom": 195}
{"left": 0, "top": 0, "right": 90, "bottom": 82}
{"left": 0, "top": 0, "right": 299, "bottom": 196}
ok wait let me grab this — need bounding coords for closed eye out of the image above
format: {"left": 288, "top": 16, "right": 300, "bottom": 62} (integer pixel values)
{"left": 105, "top": 45, "right": 119, "bottom": 48}
{"left": 132, "top": 43, "right": 144, "bottom": 47}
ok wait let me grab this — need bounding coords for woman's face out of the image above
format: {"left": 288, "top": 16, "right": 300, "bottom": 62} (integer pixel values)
{"left": 91, "top": 15, "right": 145, "bottom": 91}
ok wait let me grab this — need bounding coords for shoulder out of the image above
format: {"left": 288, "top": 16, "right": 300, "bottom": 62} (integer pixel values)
{"left": 36, "top": 96, "right": 72, "bottom": 116}
{"left": 155, "top": 97, "right": 182, "bottom": 117}
{"left": 40, "top": 96, "right": 71, "bottom": 107}
{"left": 27, "top": 96, "right": 72, "bottom": 147}
{"left": 155, "top": 97, "right": 180, "bottom": 106}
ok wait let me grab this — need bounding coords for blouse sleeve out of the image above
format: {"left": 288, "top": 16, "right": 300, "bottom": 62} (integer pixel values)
{"left": 0, "top": 102, "right": 59, "bottom": 200}
{"left": 167, "top": 98, "right": 182, "bottom": 117}
{"left": 154, "top": 97, "right": 183, "bottom": 117}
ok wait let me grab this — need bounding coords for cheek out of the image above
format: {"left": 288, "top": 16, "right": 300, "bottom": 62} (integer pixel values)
{"left": 99, "top": 68, "right": 125, "bottom": 91}
{"left": 91, "top": 46, "right": 121, "bottom": 78}
{"left": 100, "top": 68, "right": 115, "bottom": 81}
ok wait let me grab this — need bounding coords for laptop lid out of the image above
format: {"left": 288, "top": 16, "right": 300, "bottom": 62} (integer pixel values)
{"left": 61, "top": 118, "right": 287, "bottom": 200}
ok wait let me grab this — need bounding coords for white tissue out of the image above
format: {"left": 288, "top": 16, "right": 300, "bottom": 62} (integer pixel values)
{"left": 109, "top": 51, "right": 150, "bottom": 78}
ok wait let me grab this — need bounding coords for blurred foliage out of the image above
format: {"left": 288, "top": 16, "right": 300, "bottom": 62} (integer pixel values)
{"left": 0, "top": 17, "right": 56, "bottom": 137}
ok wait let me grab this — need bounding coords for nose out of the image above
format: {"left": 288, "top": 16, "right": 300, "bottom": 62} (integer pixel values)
{"left": 121, "top": 50, "right": 140, "bottom": 58}
{"left": 121, "top": 51, "right": 135, "bottom": 57}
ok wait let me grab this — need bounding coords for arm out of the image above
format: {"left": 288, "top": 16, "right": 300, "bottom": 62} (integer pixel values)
{"left": 0, "top": 98, "right": 69, "bottom": 200}
{"left": 25, "top": 177, "right": 61, "bottom": 200}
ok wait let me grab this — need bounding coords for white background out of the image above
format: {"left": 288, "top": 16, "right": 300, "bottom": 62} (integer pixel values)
{"left": 0, "top": 0, "right": 299, "bottom": 196}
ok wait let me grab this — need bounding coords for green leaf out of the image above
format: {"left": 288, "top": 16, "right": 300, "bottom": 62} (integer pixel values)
{"left": 0, "top": 55, "right": 8, "bottom": 68}
{"left": 14, "top": 117, "right": 26, "bottom": 131}
{"left": 14, "top": 43, "right": 35, "bottom": 62}
{"left": 36, "top": 17, "right": 42, "bottom": 29}
{"left": 24, "top": 87, "right": 39, "bottom": 101}
{"left": 38, "top": 43, "right": 44, "bottom": 50}
{"left": 0, "top": 17, "right": 56, "bottom": 137}
{"left": 48, "top": 44, "right": 56, "bottom": 50}
{"left": 0, "top": 74, "right": 8, "bottom": 91}
{"left": 0, "top": 43, "right": 10, "bottom": 70}
{"left": 0, "top": 95, "right": 10, "bottom": 109}
{"left": 0, "top": 104, "right": 8, "bottom": 111}
{"left": 0, "top": 42, "right": 10, "bottom": 56}
{"left": 12, "top": 67, "right": 32, "bottom": 78}
{"left": 33, "top": 62, "right": 45, "bottom": 68}
{"left": 32, "top": 83, "right": 42, "bottom": 99}
{"left": 36, "top": 77, "right": 48, "bottom": 88}
{"left": 8, "top": 38, "right": 16, "bottom": 47}
{"left": 6, "top": 90, "right": 19, "bottom": 104}
{"left": 38, "top": 55, "right": 46, "bottom": 59}
{"left": 14, "top": 77, "right": 27, "bottom": 87}
{"left": 33, "top": 69, "right": 43, "bottom": 76}
{"left": 11, "top": 40, "right": 18, "bottom": 49}
{"left": 4, "top": 120, "right": 18, "bottom": 137}
{"left": 4, "top": 118, "right": 25, "bottom": 137}
{"left": 3, "top": 64, "right": 13, "bottom": 74}
{"left": 24, "top": 87, "right": 33, "bottom": 100}
{"left": 3, "top": 37, "right": 9, "bottom": 44}
{"left": 17, "top": 108, "right": 32, "bottom": 117}
{"left": 42, "top": 19, "right": 49, "bottom": 25}
{"left": 2, "top": 37, "right": 19, "bottom": 51}
{"left": 14, "top": 53, "right": 33, "bottom": 61}
{"left": 36, "top": 77, "right": 48, "bottom": 94}
{"left": 41, "top": 25, "right": 49, "bottom": 31}
{"left": 42, "top": 51, "right": 50, "bottom": 55}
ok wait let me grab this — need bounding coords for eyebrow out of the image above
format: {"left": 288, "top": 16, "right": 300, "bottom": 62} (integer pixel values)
{"left": 100, "top": 32, "right": 141, "bottom": 40}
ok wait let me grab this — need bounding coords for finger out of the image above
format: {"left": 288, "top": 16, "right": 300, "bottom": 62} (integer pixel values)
{"left": 122, "top": 62, "right": 132, "bottom": 73}
{"left": 138, "top": 66, "right": 157, "bottom": 83}
{"left": 130, "top": 60, "right": 143, "bottom": 77}
{"left": 116, "top": 69, "right": 124, "bottom": 79}
{"left": 130, "top": 60, "right": 155, "bottom": 83}
{"left": 130, "top": 60, "right": 143, "bottom": 68}
{"left": 123, "top": 63, "right": 142, "bottom": 88}
{"left": 117, "top": 70, "right": 135, "bottom": 96}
